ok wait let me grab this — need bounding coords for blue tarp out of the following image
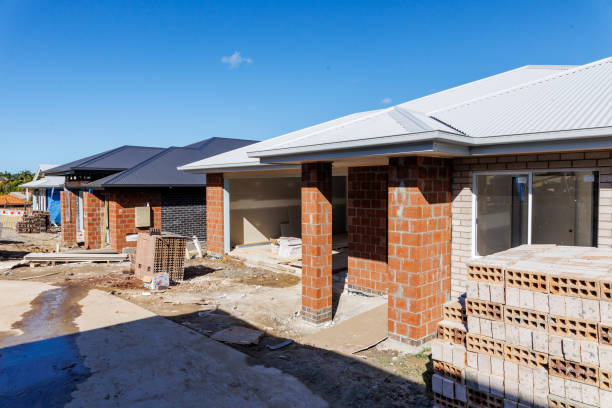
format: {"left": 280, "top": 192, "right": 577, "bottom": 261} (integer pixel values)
{"left": 47, "top": 189, "right": 61, "bottom": 224}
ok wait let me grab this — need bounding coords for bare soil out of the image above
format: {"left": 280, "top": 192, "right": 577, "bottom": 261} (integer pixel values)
{"left": 1, "top": 231, "right": 433, "bottom": 407}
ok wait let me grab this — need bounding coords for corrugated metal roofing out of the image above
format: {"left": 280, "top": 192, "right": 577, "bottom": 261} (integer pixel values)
{"left": 432, "top": 58, "right": 612, "bottom": 138}
{"left": 89, "top": 138, "right": 256, "bottom": 187}
{"left": 400, "top": 65, "right": 575, "bottom": 114}
{"left": 246, "top": 106, "right": 460, "bottom": 157}
{"left": 181, "top": 57, "right": 612, "bottom": 171}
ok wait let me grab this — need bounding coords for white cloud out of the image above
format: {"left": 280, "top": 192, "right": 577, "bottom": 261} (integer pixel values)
{"left": 221, "top": 51, "right": 253, "bottom": 69}
{"left": 381, "top": 97, "right": 392, "bottom": 105}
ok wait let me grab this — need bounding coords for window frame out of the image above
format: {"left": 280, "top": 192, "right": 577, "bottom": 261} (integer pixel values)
{"left": 471, "top": 168, "right": 599, "bottom": 258}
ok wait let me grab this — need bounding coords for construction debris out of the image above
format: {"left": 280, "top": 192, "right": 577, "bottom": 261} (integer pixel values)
{"left": 210, "top": 326, "right": 265, "bottom": 345}
{"left": 431, "top": 245, "right": 612, "bottom": 408}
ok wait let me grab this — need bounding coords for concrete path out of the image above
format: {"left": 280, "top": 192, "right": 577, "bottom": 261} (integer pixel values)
{"left": 0, "top": 281, "right": 327, "bottom": 408}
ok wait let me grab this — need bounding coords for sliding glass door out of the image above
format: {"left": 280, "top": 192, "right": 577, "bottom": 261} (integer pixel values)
{"left": 474, "top": 170, "right": 598, "bottom": 256}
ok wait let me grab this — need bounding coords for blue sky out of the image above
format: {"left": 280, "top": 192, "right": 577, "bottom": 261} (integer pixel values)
{"left": 1, "top": 0, "right": 611, "bottom": 172}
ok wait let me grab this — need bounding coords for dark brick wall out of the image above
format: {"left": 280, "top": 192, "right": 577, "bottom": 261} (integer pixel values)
{"left": 161, "top": 188, "right": 207, "bottom": 240}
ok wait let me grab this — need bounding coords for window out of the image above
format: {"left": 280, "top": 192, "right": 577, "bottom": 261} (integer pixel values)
{"left": 474, "top": 170, "right": 598, "bottom": 256}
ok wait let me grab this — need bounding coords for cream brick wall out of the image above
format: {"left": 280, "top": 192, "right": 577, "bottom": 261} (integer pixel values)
{"left": 450, "top": 150, "right": 612, "bottom": 298}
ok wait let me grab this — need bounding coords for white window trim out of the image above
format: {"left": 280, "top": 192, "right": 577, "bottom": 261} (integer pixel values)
{"left": 471, "top": 168, "right": 599, "bottom": 258}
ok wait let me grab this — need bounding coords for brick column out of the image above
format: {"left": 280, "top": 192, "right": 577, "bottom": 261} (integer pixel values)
{"left": 205, "top": 174, "right": 225, "bottom": 257}
{"left": 60, "top": 189, "right": 77, "bottom": 247}
{"left": 387, "top": 157, "right": 452, "bottom": 345}
{"left": 301, "top": 162, "right": 333, "bottom": 324}
{"left": 347, "top": 166, "right": 388, "bottom": 295}
{"left": 83, "top": 190, "right": 105, "bottom": 249}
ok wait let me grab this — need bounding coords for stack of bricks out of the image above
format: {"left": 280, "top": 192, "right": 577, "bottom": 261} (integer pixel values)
{"left": 431, "top": 245, "right": 612, "bottom": 408}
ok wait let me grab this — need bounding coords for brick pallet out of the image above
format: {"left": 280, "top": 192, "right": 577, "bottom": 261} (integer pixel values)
{"left": 134, "top": 230, "right": 188, "bottom": 282}
{"left": 16, "top": 211, "right": 50, "bottom": 233}
{"left": 431, "top": 245, "right": 612, "bottom": 408}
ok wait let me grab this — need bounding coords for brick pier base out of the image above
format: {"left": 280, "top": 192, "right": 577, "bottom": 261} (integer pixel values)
{"left": 387, "top": 157, "right": 452, "bottom": 345}
{"left": 83, "top": 190, "right": 105, "bottom": 249}
{"left": 301, "top": 162, "right": 333, "bottom": 324}
{"left": 205, "top": 174, "right": 225, "bottom": 257}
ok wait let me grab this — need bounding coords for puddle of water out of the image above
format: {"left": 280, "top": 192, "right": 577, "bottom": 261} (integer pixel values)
{"left": 0, "top": 285, "right": 91, "bottom": 408}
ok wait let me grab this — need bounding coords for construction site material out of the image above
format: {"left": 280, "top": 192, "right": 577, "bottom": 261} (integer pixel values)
{"left": 431, "top": 245, "right": 612, "bottom": 408}
{"left": 23, "top": 252, "right": 128, "bottom": 265}
{"left": 16, "top": 211, "right": 50, "bottom": 233}
{"left": 276, "top": 237, "right": 302, "bottom": 259}
{"left": 134, "top": 230, "right": 188, "bottom": 282}
{"left": 210, "top": 326, "right": 265, "bottom": 345}
{"left": 300, "top": 303, "right": 388, "bottom": 355}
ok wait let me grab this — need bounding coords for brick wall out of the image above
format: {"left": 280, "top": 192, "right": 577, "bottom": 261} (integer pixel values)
{"left": 108, "top": 188, "right": 161, "bottom": 253}
{"left": 83, "top": 190, "right": 105, "bottom": 249}
{"left": 205, "top": 174, "right": 224, "bottom": 256}
{"left": 347, "top": 166, "right": 388, "bottom": 295}
{"left": 451, "top": 150, "right": 612, "bottom": 298}
{"left": 301, "top": 162, "right": 333, "bottom": 324}
{"left": 387, "top": 157, "right": 452, "bottom": 345}
{"left": 161, "top": 188, "right": 206, "bottom": 240}
{"left": 60, "top": 189, "right": 77, "bottom": 247}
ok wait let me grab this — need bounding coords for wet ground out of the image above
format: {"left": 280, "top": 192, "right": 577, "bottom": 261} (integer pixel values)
{"left": 0, "top": 285, "right": 90, "bottom": 408}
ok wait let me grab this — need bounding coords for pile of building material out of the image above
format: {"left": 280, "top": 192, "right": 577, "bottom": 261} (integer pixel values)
{"left": 134, "top": 230, "right": 188, "bottom": 283}
{"left": 431, "top": 245, "right": 612, "bottom": 408}
{"left": 16, "top": 211, "right": 50, "bottom": 233}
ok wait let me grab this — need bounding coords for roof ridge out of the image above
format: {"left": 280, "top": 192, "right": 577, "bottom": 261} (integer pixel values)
{"left": 429, "top": 57, "right": 612, "bottom": 115}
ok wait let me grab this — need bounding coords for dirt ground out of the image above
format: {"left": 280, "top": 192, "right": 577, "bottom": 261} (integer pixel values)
{"left": 0, "top": 230, "right": 432, "bottom": 407}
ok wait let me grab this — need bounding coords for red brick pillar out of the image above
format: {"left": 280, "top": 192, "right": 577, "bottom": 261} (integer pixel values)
{"left": 347, "top": 166, "right": 388, "bottom": 295}
{"left": 301, "top": 162, "right": 333, "bottom": 324}
{"left": 387, "top": 157, "right": 451, "bottom": 345}
{"left": 206, "top": 173, "right": 225, "bottom": 257}
{"left": 83, "top": 190, "right": 105, "bottom": 249}
{"left": 60, "top": 189, "right": 77, "bottom": 247}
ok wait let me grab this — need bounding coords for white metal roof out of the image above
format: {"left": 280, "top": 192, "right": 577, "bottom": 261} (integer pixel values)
{"left": 246, "top": 106, "right": 461, "bottom": 158}
{"left": 432, "top": 58, "right": 612, "bottom": 138}
{"left": 180, "top": 58, "right": 612, "bottom": 172}
{"left": 399, "top": 65, "right": 575, "bottom": 114}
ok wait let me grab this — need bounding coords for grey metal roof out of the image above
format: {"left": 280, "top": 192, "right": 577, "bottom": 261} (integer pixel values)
{"left": 179, "top": 63, "right": 582, "bottom": 172}
{"left": 46, "top": 146, "right": 165, "bottom": 175}
{"left": 399, "top": 65, "right": 575, "bottom": 114}
{"left": 90, "top": 138, "right": 256, "bottom": 187}
{"left": 432, "top": 58, "right": 612, "bottom": 138}
{"left": 20, "top": 176, "right": 65, "bottom": 189}
{"left": 248, "top": 57, "right": 612, "bottom": 162}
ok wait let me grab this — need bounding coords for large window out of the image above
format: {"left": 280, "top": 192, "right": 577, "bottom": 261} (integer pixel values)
{"left": 474, "top": 170, "right": 598, "bottom": 256}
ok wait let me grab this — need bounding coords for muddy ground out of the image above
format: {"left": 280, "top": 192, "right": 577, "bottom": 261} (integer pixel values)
{"left": 0, "top": 231, "right": 432, "bottom": 407}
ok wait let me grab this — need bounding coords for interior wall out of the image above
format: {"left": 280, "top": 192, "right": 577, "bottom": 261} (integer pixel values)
{"left": 229, "top": 176, "right": 347, "bottom": 247}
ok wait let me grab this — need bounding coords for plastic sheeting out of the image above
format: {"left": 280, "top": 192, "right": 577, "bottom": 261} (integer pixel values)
{"left": 47, "top": 188, "right": 61, "bottom": 224}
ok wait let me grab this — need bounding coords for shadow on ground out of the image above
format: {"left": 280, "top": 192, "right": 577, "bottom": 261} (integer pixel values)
{"left": 1, "top": 306, "right": 432, "bottom": 407}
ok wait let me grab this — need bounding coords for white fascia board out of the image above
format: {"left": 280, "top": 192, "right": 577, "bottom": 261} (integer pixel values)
{"left": 466, "top": 126, "right": 612, "bottom": 146}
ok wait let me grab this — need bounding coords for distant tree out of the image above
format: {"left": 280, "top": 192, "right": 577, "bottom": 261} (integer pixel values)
{"left": 0, "top": 170, "right": 34, "bottom": 193}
